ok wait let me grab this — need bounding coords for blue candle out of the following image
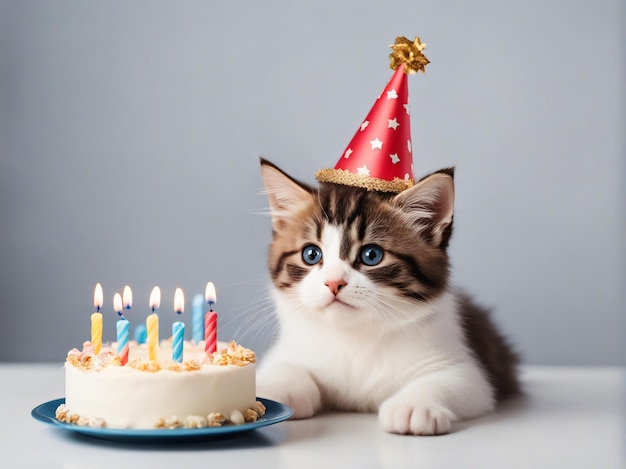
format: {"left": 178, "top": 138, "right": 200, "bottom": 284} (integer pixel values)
{"left": 172, "top": 288, "right": 185, "bottom": 363}
{"left": 134, "top": 324, "right": 147, "bottom": 344}
{"left": 114, "top": 293, "right": 130, "bottom": 365}
{"left": 117, "top": 318, "right": 130, "bottom": 365}
{"left": 191, "top": 294, "right": 204, "bottom": 344}
{"left": 172, "top": 321, "right": 184, "bottom": 363}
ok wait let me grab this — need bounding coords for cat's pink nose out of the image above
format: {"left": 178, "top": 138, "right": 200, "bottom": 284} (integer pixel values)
{"left": 325, "top": 279, "right": 347, "bottom": 296}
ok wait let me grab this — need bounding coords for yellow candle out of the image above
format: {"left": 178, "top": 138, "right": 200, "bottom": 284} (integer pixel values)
{"left": 91, "top": 312, "right": 103, "bottom": 354}
{"left": 147, "top": 286, "right": 161, "bottom": 362}
{"left": 91, "top": 283, "right": 104, "bottom": 354}
{"left": 146, "top": 313, "right": 159, "bottom": 362}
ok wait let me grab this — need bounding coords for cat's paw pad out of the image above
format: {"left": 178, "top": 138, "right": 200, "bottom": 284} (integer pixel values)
{"left": 378, "top": 400, "right": 454, "bottom": 435}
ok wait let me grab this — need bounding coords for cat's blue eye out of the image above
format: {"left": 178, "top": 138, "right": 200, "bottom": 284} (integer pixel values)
{"left": 360, "top": 244, "right": 384, "bottom": 266}
{"left": 302, "top": 245, "right": 323, "bottom": 265}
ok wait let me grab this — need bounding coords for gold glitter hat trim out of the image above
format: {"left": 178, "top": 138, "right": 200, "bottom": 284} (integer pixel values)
{"left": 315, "top": 168, "right": 414, "bottom": 193}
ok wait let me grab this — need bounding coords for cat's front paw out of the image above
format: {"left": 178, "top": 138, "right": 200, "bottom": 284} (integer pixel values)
{"left": 271, "top": 389, "right": 319, "bottom": 420}
{"left": 257, "top": 367, "right": 322, "bottom": 419}
{"left": 378, "top": 399, "right": 455, "bottom": 436}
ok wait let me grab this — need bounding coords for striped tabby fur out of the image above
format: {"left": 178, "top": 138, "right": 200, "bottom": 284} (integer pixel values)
{"left": 257, "top": 158, "right": 519, "bottom": 435}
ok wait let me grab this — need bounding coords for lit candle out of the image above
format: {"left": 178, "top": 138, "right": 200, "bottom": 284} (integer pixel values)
{"left": 123, "top": 285, "right": 133, "bottom": 310}
{"left": 114, "top": 292, "right": 129, "bottom": 365}
{"left": 172, "top": 288, "right": 185, "bottom": 363}
{"left": 204, "top": 282, "right": 217, "bottom": 354}
{"left": 191, "top": 294, "right": 204, "bottom": 344}
{"left": 91, "top": 283, "right": 103, "bottom": 355}
{"left": 147, "top": 286, "right": 161, "bottom": 362}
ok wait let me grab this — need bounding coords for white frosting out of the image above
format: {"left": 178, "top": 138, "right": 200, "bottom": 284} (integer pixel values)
{"left": 63, "top": 341, "right": 257, "bottom": 429}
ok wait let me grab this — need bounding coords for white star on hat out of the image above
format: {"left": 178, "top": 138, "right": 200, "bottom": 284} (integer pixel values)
{"left": 387, "top": 118, "right": 399, "bottom": 130}
{"left": 403, "top": 103, "right": 410, "bottom": 115}
{"left": 360, "top": 121, "right": 369, "bottom": 131}
{"left": 369, "top": 138, "right": 383, "bottom": 150}
{"left": 386, "top": 89, "right": 398, "bottom": 100}
{"left": 344, "top": 148, "right": 353, "bottom": 159}
{"left": 357, "top": 165, "right": 370, "bottom": 176}
{"left": 389, "top": 153, "right": 400, "bottom": 164}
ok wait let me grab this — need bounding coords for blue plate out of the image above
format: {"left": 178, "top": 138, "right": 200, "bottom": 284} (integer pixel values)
{"left": 32, "top": 397, "right": 293, "bottom": 443}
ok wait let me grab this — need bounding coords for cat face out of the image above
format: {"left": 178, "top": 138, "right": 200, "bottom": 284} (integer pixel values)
{"left": 260, "top": 158, "right": 455, "bottom": 328}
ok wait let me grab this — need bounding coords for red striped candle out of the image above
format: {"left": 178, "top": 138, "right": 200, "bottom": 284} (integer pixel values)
{"left": 204, "top": 282, "right": 218, "bottom": 354}
{"left": 204, "top": 311, "right": 217, "bottom": 354}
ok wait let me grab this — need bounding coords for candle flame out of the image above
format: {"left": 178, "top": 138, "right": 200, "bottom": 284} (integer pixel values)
{"left": 113, "top": 292, "right": 123, "bottom": 314}
{"left": 149, "top": 286, "right": 161, "bottom": 310}
{"left": 94, "top": 283, "right": 103, "bottom": 310}
{"left": 123, "top": 285, "right": 132, "bottom": 309}
{"left": 205, "top": 282, "right": 217, "bottom": 305}
{"left": 174, "top": 287, "right": 185, "bottom": 314}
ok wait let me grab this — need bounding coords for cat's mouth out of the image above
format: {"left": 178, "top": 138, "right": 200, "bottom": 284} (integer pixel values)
{"left": 326, "top": 297, "right": 355, "bottom": 309}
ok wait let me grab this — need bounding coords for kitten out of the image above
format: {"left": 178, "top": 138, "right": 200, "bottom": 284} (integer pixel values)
{"left": 256, "top": 158, "right": 519, "bottom": 435}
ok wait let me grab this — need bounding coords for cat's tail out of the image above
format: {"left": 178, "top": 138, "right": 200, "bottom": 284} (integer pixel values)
{"left": 457, "top": 291, "right": 521, "bottom": 401}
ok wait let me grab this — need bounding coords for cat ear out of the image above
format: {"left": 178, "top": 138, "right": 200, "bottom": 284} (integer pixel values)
{"left": 392, "top": 168, "right": 455, "bottom": 248}
{"left": 260, "top": 158, "right": 315, "bottom": 230}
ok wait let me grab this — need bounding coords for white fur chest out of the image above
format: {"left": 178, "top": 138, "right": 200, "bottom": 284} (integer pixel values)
{"left": 265, "top": 291, "right": 473, "bottom": 412}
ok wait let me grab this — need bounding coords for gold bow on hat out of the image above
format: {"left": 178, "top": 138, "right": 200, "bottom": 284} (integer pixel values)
{"left": 389, "top": 36, "right": 430, "bottom": 74}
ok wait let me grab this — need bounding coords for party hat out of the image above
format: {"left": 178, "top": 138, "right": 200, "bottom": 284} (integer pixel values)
{"left": 315, "top": 36, "right": 429, "bottom": 192}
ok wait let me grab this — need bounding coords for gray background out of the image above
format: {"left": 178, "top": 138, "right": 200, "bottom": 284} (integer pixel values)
{"left": 1, "top": 1, "right": 623, "bottom": 365}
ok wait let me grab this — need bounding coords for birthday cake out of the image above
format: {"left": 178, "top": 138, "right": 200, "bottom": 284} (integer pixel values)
{"left": 56, "top": 283, "right": 264, "bottom": 430}
{"left": 57, "top": 339, "right": 263, "bottom": 429}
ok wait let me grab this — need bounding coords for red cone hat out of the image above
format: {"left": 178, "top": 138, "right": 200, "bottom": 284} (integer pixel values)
{"left": 316, "top": 36, "right": 429, "bottom": 192}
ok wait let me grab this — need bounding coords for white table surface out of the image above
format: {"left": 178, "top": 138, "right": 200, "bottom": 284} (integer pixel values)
{"left": 2, "top": 364, "right": 623, "bottom": 469}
